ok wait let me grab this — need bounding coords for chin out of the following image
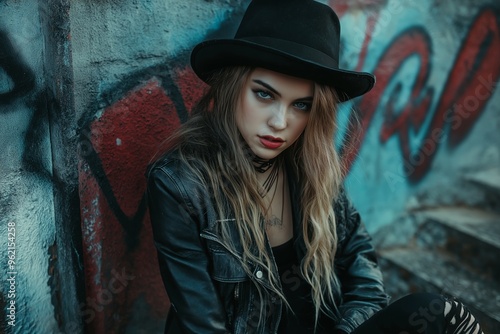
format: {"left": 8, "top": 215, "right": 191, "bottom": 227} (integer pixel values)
{"left": 253, "top": 148, "right": 281, "bottom": 160}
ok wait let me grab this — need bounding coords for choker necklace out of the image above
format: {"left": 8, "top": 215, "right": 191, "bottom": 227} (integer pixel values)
{"left": 251, "top": 153, "right": 281, "bottom": 197}
{"left": 252, "top": 156, "right": 275, "bottom": 173}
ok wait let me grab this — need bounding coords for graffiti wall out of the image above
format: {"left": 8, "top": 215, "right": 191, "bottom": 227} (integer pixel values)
{"left": 332, "top": 0, "right": 500, "bottom": 233}
{"left": 0, "top": 1, "right": 61, "bottom": 333}
{"left": 1, "top": 0, "right": 85, "bottom": 332}
{"left": 1, "top": 0, "right": 499, "bottom": 333}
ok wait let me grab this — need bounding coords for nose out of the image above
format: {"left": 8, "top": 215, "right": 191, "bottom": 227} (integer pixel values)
{"left": 268, "top": 105, "right": 287, "bottom": 130}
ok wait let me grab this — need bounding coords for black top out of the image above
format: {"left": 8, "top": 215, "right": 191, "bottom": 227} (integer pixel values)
{"left": 272, "top": 238, "right": 317, "bottom": 334}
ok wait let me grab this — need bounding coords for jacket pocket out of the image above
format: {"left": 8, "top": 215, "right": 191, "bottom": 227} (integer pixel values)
{"left": 210, "top": 249, "right": 249, "bottom": 282}
{"left": 201, "top": 229, "right": 249, "bottom": 283}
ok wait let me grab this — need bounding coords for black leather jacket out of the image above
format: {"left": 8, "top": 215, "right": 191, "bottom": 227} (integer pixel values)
{"left": 147, "top": 150, "right": 388, "bottom": 334}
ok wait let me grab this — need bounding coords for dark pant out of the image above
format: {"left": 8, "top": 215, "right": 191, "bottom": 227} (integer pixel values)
{"left": 352, "top": 293, "right": 447, "bottom": 334}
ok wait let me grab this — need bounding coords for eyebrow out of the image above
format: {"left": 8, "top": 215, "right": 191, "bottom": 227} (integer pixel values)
{"left": 252, "top": 79, "right": 313, "bottom": 101}
{"left": 253, "top": 79, "right": 281, "bottom": 97}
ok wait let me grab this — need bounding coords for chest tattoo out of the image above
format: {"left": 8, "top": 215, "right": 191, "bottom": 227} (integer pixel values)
{"left": 266, "top": 215, "right": 283, "bottom": 229}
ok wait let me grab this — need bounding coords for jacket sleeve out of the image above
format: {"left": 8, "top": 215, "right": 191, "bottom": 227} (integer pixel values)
{"left": 147, "top": 165, "right": 229, "bottom": 334}
{"left": 334, "top": 191, "right": 389, "bottom": 334}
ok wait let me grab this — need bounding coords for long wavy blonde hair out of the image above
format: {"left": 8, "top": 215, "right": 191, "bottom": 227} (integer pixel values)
{"left": 161, "top": 66, "right": 344, "bottom": 326}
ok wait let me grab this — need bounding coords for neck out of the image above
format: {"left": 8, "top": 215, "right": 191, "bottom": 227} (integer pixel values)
{"left": 256, "top": 156, "right": 282, "bottom": 197}
{"left": 252, "top": 155, "right": 275, "bottom": 173}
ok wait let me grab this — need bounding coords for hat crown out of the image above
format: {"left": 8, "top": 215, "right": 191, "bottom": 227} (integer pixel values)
{"left": 234, "top": 0, "right": 341, "bottom": 65}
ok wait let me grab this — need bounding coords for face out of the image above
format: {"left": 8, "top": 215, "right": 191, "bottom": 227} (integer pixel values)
{"left": 236, "top": 68, "right": 314, "bottom": 160}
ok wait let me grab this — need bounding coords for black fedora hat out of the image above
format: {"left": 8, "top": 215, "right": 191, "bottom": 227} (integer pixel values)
{"left": 190, "top": 0, "right": 375, "bottom": 102}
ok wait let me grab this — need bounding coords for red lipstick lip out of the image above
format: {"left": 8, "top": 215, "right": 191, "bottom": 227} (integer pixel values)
{"left": 259, "top": 135, "right": 285, "bottom": 149}
{"left": 260, "top": 135, "right": 285, "bottom": 142}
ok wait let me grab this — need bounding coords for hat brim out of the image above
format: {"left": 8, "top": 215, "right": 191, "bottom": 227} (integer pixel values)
{"left": 191, "top": 39, "right": 375, "bottom": 102}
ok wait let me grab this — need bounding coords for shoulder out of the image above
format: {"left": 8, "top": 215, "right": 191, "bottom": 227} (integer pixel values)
{"left": 147, "top": 149, "right": 203, "bottom": 200}
{"left": 148, "top": 149, "right": 185, "bottom": 177}
{"left": 146, "top": 148, "right": 219, "bottom": 232}
{"left": 148, "top": 148, "right": 203, "bottom": 179}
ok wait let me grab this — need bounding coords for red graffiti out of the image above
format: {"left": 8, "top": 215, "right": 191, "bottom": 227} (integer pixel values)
{"left": 345, "top": 7, "right": 500, "bottom": 182}
{"left": 79, "top": 68, "right": 207, "bottom": 332}
{"left": 355, "top": 12, "right": 380, "bottom": 72}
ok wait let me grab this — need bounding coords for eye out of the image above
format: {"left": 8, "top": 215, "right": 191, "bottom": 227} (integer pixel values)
{"left": 253, "top": 90, "right": 273, "bottom": 100}
{"left": 294, "top": 101, "right": 312, "bottom": 111}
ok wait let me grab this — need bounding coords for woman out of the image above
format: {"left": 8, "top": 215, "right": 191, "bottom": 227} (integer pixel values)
{"left": 147, "top": 1, "right": 484, "bottom": 333}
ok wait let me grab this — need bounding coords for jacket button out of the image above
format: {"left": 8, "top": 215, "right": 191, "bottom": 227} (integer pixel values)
{"left": 256, "top": 270, "right": 263, "bottom": 279}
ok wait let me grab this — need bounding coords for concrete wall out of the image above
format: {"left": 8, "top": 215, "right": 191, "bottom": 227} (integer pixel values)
{"left": 1, "top": 0, "right": 82, "bottom": 333}
{"left": 1, "top": 0, "right": 498, "bottom": 333}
